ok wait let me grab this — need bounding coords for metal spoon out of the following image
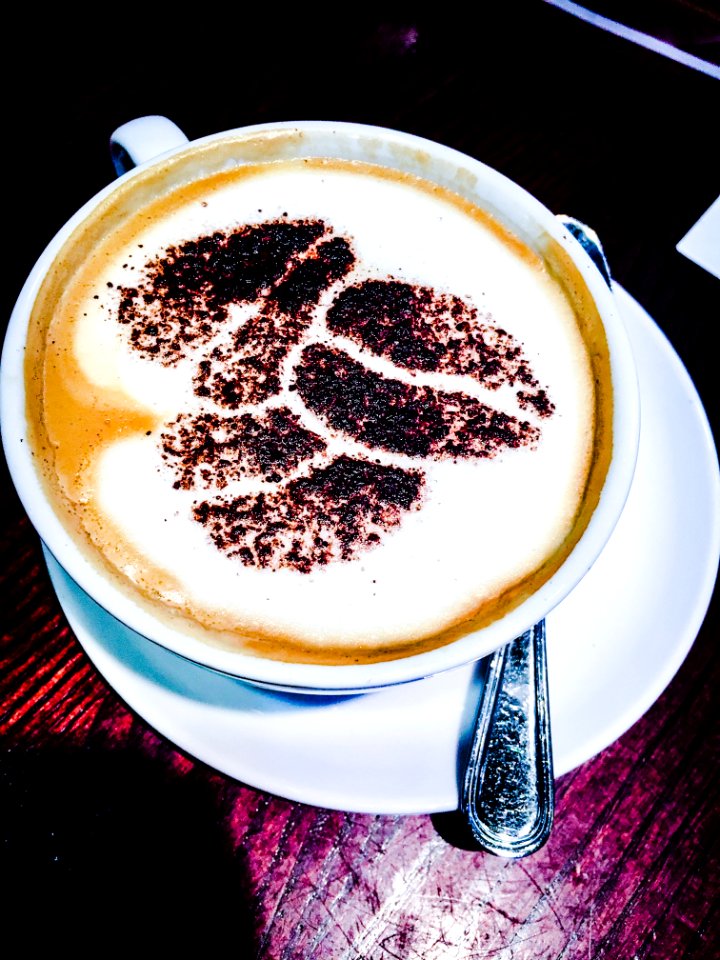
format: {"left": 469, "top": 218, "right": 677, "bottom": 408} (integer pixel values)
{"left": 460, "top": 620, "right": 554, "bottom": 858}
{"left": 459, "top": 217, "right": 612, "bottom": 858}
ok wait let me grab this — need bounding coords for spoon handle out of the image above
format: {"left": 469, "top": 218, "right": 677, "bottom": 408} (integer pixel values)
{"left": 460, "top": 620, "right": 554, "bottom": 858}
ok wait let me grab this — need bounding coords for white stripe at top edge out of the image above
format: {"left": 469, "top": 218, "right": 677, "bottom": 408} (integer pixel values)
{"left": 543, "top": 0, "right": 720, "bottom": 80}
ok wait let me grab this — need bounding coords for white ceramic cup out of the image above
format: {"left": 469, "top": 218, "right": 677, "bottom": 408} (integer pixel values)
{"left": 0, "top": 116, "right": 640, "bottom": 693}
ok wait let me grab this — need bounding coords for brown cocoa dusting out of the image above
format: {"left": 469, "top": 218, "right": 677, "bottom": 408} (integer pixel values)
{"left": 295, "top": 344, "right": 539, "bottom": 458}
{"left": 117, "top": 219, "right": 328, "bottom": 364}
{"left": 518, "top": 388, "right": 555, "bottom": 417}
{"left": 161, "top": 407, "right": 326, "bottom": 490}
{"left": 108, "top": 217, "right": 556, "bottom": 575}
{"left": 192, "top": 235, "right": 356, "bottom": 406}
{"left": 326, "top": 279, "right": 552, "bottom": 411}
{"left": 193, "top": 455, "right": 425, "bottom": 572}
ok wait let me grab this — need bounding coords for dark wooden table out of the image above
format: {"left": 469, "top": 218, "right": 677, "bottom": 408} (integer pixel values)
{"left": 2, "top": 6, "right": 718, "bottom": 956}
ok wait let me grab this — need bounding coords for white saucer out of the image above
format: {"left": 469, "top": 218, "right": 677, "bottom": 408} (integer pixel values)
{"left": 42, "top": 284, "right": 720, "bottom": 815}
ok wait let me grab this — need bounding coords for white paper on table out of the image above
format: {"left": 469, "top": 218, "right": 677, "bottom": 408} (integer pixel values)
{"left": 676, "top": 195, "right": 720, "bottom": 280}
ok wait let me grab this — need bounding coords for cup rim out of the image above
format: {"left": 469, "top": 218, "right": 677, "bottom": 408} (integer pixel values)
{"left": 0, "top": 118, "right": 641, "bottom": 693}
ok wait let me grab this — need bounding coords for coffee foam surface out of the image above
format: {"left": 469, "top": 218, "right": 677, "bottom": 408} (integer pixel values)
{"left": 38, "top": 158, "right": 597, "bottom": 661}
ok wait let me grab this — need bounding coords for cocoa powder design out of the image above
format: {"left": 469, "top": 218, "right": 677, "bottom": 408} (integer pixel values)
{"left": 113, "top": 218, "right": 553, "bottom": 573}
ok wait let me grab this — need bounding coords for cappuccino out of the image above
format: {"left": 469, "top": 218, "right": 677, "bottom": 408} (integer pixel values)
{"left": 24, "top": 142, "right": 612, "bottom": 664}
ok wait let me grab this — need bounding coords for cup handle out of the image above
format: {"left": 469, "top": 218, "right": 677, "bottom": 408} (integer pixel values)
{"left": 109, "top": 115, "right": 189, "bottom": 177}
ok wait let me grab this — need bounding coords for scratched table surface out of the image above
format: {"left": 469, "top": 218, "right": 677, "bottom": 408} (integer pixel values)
{"left": 2, "top": 5, "right": 719, "bottom": 957}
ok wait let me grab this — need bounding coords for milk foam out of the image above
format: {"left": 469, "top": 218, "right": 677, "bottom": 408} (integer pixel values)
{"left": 42, "top": 158, "right": 596, "bottom": 657}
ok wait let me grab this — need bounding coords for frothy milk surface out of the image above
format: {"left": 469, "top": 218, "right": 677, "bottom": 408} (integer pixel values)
{"left": 29, "top": 154, "right": 606, "bottom": 663}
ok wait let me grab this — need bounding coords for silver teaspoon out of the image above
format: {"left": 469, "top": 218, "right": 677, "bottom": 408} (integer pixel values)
{"left": 460, "top": 620, "right": 554, "bottom": 858}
